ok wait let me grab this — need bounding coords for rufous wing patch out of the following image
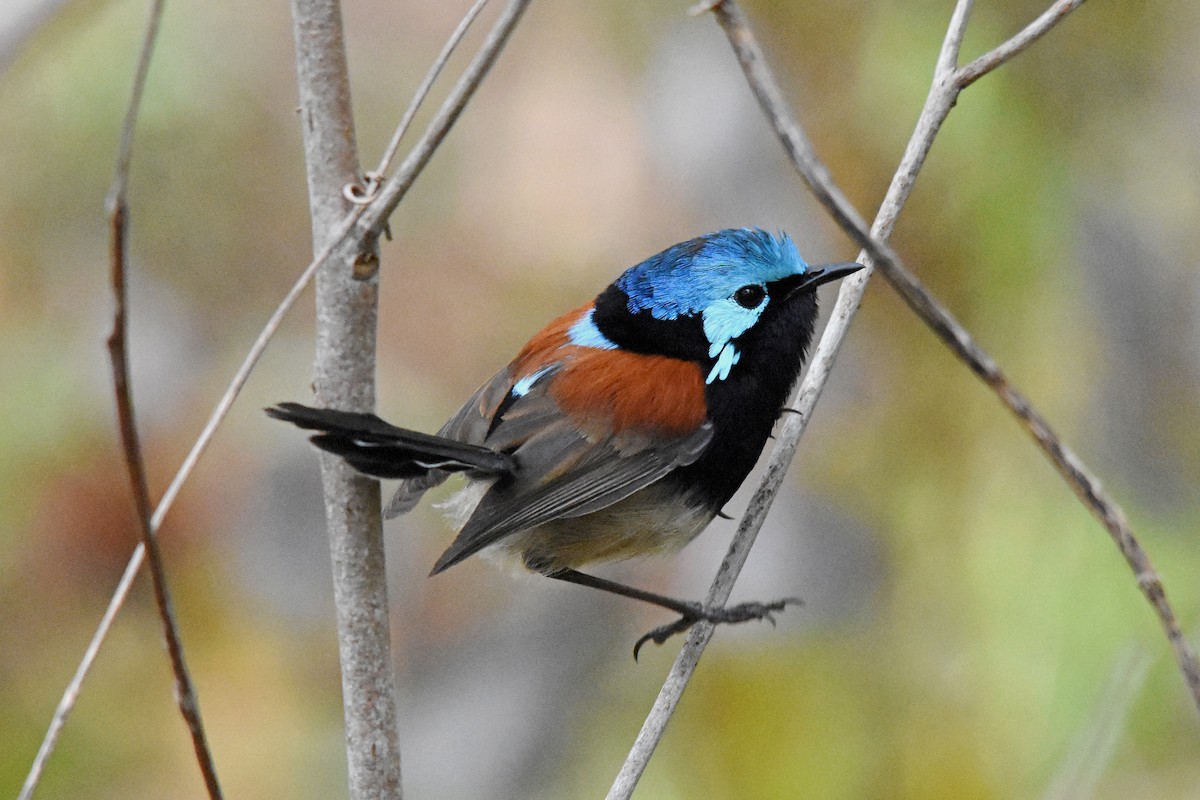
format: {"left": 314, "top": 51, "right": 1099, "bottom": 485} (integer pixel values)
{"left": 502, "top": 301, "right": 709, "bottom": 441}
{"left": 512, "top": 303, "right": 592, "bottom": 377}
{"left": 550, "top": 350, "right": 707, "bottom": 439}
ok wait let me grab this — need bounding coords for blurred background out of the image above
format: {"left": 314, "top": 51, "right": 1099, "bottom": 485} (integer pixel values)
{"left": 2, "top": 0, "right": 1198, "bottom": 797}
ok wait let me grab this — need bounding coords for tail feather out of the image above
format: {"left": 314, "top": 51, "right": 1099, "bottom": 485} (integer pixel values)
{"left": 266, "top": 402, "right": 514, "bottom": 481}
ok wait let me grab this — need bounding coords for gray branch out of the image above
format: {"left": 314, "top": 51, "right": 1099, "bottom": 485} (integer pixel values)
{"left": 712, "top": 0, "right": 1200, "bottom": 716}
{"left": 289, "top": 0, "right": 401, "bottom": 797}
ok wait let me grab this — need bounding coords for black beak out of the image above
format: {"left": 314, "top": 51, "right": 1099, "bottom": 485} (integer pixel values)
{"left": 783, "top": 261, "right": 864, "bottom": 299}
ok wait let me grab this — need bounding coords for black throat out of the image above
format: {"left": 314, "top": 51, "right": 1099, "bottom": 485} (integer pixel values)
{"left": 678, "top": 288, "right": 820, "bottom": 508}
{"left": 593, "top": 283, "right": 822, "bottom": 511}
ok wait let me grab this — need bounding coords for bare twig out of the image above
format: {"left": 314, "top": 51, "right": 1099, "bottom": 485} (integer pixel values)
{"left": 106, "top": 161, "right": 225, "bottom": 800}
{"left": 935, "top": 0, "right": 974, "bottom": 77}
{"left": 957, "top": 0, "right": 1088, "bottom": 88}
{"left": 612, "top": 0, "right": 1200, "bottom": 793}
{"left": 358, "top": 0, "right": 531, "bottom": 241}
{"left": 1040, "top": 647, "right": 1150, "bottom": 800}
{"left": 367, "top": 0, "right": 491, "bottom": 192}
{"left": 24, "top": 0, "right": 531, "bottom": 793}
{"left": 21, "top": 2, "right": 222, "bottom": 798}
{"left": 19, "top": 205, "right": 366, "bottom": 800}
{"left": 109, "top": 0, "right": 223, "bottom": 788}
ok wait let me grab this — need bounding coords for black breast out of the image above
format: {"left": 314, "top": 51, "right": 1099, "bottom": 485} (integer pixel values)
{"left": 667, "top": 289, "right": 821, "bottom": 510}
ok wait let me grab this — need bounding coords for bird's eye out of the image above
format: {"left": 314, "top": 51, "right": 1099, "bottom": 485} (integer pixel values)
{"left": 733, "top": 284, "right": 766, "bottom": 309}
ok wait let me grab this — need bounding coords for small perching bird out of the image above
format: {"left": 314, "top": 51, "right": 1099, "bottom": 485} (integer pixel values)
{"left": 269, "top": 228, "right": 861, "bottom": 655}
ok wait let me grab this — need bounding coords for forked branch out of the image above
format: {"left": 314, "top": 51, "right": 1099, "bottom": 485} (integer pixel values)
{"left": 712, "top": 0, "right": 1199, "bottom": 711}
{"left": 610, "top": 0, "right": 1197, "bottom": 796}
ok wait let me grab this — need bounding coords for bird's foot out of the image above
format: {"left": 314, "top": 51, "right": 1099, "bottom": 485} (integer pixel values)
{"left": 632, "top": 597, "right": 801, "bottom": 659}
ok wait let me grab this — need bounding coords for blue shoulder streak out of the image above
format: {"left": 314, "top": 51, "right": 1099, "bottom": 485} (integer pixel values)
{"left": 512, "top": 366, "right": 553, "bottom": 397}
{"left": 567, "top": 307, "right": 618, "bottom": 350}
{"left": 513, "top": 309, "right": 614, "bottom": 399}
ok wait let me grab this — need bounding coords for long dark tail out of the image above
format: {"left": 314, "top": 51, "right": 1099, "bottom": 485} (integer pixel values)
{"left": 265, "top": 402, "right": 514, "bottom": 480}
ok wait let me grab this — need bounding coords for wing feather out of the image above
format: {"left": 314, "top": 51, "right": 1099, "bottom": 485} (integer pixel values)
{"left": 385, "top": 329, "right": 715, "bottom": 572}
{"left": 384, "top": 365, "right": 517, "bottom": 517}
{"left": 429, "top": 353, "right": 713, "bottom": 572}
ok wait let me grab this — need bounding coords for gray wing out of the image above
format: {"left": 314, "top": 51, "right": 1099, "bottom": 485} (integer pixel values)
{"left": 384, "top": 364, "right": 515, "bottom": 518}
{"left": 428, "top": 380, "right": 713, "bottom": 574}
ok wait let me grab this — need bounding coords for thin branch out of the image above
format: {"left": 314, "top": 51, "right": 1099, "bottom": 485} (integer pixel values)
{"left": 1040, "top": 647, "right": 1150, "bottom": 800}
{"left": 711, "top": 0, "right": 1200, "bottom": 714}
{"left": 358, "top": 0, "right": 531, "bottom": 240}
{"left": 956, "top": 0, "right": 1088, "bottom": 88}
{"left": 19, "top": 179, "right": 368, "bottom": 800}
{"left": 612, "top": 0, "right": 1194, "bottom": 793}
{"left": 108, "top": 0, "right": 223, "bottom": 789}
{"left": 367, "top": 0, "right": 491, "bottom": 189}
{"left": 936, "top": 0, "right": 974, "bottom": 77}
{"left": 290, "top": 0, "right": 400, "bottom": 795}
{"left": 23, "top": 0, "right": 531, "bottom": 792}
{"left": 106, "top": 171, "right": 225, "bottom": 800}
{"left": 22, "top": 2, "right": 223, "bottom": 798}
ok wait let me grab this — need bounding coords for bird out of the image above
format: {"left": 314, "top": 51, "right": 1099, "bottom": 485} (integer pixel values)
{"left": 268, "top": 228, "right": 861, "bottom": 656}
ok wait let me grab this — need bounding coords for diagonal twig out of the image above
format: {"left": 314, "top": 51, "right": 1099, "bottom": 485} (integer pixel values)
{"left": 21, "top": 1, "right": 531, "bottom": 793}
{"left": 18, "top": 196, "right": 368, "bottom": 800}
{"left": 710, "top": 0, "right": 1199, "bottom": 713}
{"left": 610, "top": 0, "right": 1200, "bottom": 794}
{"left": 366, "top": 0, "right": 491, "bottom": 192}
{"left": 353, "top": 0, "right": 530, "bottom": 242}
{"left": 609, "top": 4, "right": 976, "bottom": 791}
{"left": 957, "top": 0, "right": 1088, "bottom": 88}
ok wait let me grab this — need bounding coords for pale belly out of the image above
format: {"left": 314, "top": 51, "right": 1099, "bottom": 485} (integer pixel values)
{"left": 443, "top": 480, "right": 716, "bottom": 574}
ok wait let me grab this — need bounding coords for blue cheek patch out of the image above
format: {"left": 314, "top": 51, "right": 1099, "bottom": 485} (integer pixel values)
{"left": 701, "top": 296, "right": 766, "bottom": 383}
{"left": 706, "top": 343, "right": 741, "bottom": 384}
{"left": 567, "top": 308, "right": 618, "bottom": 350}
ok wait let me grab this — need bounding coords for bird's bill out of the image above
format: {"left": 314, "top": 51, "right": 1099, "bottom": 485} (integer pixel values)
{"left": 796, "top": 261, "right": 864, "bottom": 291}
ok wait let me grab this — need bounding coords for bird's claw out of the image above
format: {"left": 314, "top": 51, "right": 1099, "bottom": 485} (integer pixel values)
{"left": 632, "top": 597, "right": 802, "bottom": 660}
{"left": 633, "top": 617, "right": 696, "bottom": 659}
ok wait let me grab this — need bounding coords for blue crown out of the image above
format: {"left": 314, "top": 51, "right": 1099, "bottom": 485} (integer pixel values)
{"left": 616, "top": 228, "right": 807, "bottom": 321}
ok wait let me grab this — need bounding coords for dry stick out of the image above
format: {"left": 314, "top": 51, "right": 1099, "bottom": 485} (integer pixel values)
{"left": 20, "top": 1, "right": 530, "bottom": 794}
{"left": 608, "top": 1, "right": 1112, "bottom": 795}
{"left": 367, "top": 0, "right": 491, "bottom": 189}
{"left": 20, "top": 2, "right": 222, "bottom": 799}
{"left": 105, "top": 4, "right": 223, "bottom": 796}
{"left": 607, "top": 2, "right": 969, "bottom": 789}
{"left": 107, "top": 165, "right": 225, "bottom": 800}
{"left": 358, "top": 0, "right": 531, "bottom": 238}
{"left": 956, "top": 0, "right": 1088, "bottom": 89}
{"left": 715, "top": 0, "right": 1200, "bottom": 713}
{"left": 18, "top": 206, "right": 366, "bottom": 800}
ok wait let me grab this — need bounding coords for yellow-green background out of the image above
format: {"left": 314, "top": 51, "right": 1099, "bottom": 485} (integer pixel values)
{"left": 2, "top": 1, "right": 1197, "bottom": 797}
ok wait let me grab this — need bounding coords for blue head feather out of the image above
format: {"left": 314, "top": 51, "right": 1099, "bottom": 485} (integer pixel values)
{"left": 615, "top": 228, "right": 807, "bottom": 321}
{"left": 615, "top": 229, "right": 809, "bottom": 383}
